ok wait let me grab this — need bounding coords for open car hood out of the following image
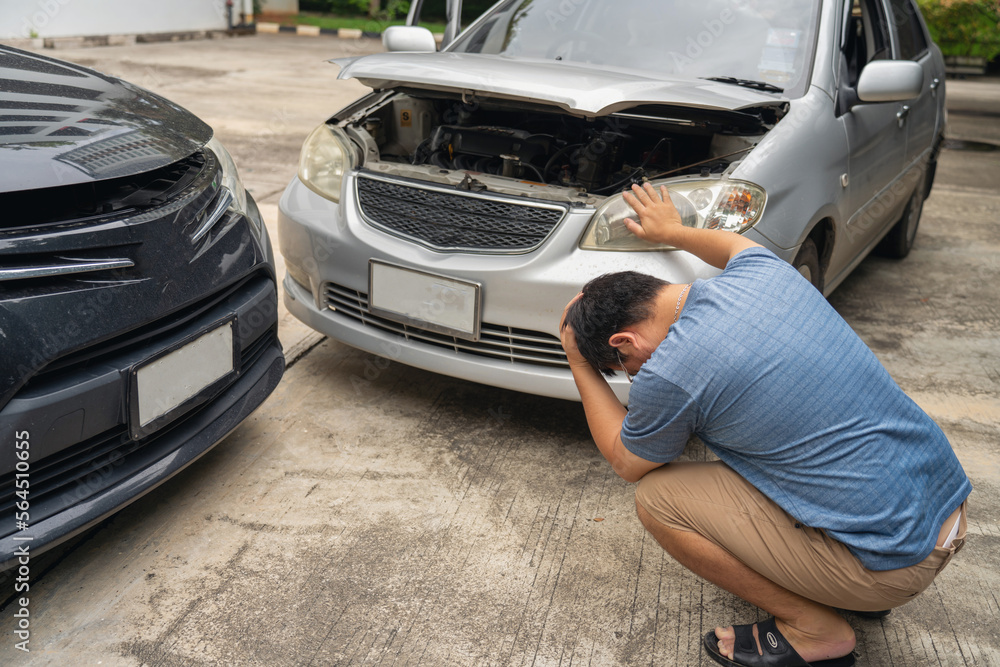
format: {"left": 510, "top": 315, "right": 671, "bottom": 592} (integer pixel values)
{"left": 334, "top": 52, "right": 787, "bottom": 117}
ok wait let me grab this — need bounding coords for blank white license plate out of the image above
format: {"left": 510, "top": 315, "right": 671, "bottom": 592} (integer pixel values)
{"left": 136, "top": 321, "right": 235, "bottom": 427}
{"left": 369, "top": 261, "right": 481, "bottom": 340}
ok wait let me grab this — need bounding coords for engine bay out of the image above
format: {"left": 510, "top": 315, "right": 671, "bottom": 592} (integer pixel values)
{"left": 340, "top": 92, "right": 779, "bottom": 201}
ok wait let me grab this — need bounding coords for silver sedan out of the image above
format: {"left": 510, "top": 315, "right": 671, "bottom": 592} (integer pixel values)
{"left": 278, "top": 0, "right": 945, "bottom": 401}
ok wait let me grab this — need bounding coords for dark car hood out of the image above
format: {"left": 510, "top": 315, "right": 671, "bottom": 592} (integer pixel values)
{"left": 0, "top": 46, "right": 212, "bottom": 194}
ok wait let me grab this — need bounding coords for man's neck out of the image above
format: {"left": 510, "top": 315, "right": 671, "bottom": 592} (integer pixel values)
{"left": 637, "top": 283, "right": 692, "bottom": 351}
{"left": 657, "top": 282, "right": 691, "bottom": 333}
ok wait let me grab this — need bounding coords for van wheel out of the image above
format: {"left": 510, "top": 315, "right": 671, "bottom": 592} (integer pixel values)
{"left": 876, "top": 185, "right": 924, "bottom": 259}
{"left": 793, "top": 237, "right": 823, "bottom": 293}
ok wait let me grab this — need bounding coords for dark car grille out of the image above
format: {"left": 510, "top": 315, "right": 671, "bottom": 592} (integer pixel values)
{"left": 0, "top": 425, "right": 131, "bottom": 518}
{"left": 324, "top": 281, "right": 569, "bottom": 369}
{"left": 0, "top": 149, "right": 209, "bottom": 231}
{"left": 355, "top": 174, "right": 566, "bottom": 253}
{"left": 25, "top": 272, "right": 260, "bottom": 385}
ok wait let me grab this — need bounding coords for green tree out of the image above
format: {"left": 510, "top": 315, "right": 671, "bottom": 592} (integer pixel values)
{"left": 917, "top": 0, "right": 1000, "bottom": 60}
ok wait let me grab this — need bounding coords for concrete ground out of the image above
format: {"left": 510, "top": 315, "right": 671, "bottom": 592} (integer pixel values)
{"left": 1, "top": 33, "right": 998, "bottom": 666}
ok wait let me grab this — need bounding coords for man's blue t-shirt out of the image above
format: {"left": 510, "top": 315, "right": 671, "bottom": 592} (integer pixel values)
{"left": 620, "top": 247, "right": 971, "bottom": 571}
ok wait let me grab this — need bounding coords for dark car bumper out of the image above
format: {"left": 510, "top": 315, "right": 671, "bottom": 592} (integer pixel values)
{"left": 0, "top": 345, "right": 282, "bottom": 571}
{"left": 0, "top": 274, "right": 284, "bottom": 570}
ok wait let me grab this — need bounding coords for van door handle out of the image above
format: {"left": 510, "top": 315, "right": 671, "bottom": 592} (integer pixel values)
{"left": 897, "top": 105, "right": 910, "bottom": 127}
{"left": 930, "top": 78, "right": 941, "bottom": 96}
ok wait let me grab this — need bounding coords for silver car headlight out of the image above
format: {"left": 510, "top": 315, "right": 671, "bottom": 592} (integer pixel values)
{"left": 579, "top": 179, "right": 767, "bottom": 251}
{"left": 298, "top": 123, "right": 355, "bottom": 203}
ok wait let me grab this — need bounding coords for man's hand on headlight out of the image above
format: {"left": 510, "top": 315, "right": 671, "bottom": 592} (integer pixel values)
{"left": 624, "top": 182, "right": 761, "bottom": 269}
{"left": 623, "top": 183, "right": 684, "bottom": 245}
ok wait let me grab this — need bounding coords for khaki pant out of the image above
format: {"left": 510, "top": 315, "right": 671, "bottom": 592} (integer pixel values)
{"left": 635, "top": 461, "right": 966, "bottom": 611}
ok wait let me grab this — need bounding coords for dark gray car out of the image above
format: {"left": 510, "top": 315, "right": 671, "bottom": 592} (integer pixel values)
{"left": 0, "top": 46, "right": 284, "bottom": 569}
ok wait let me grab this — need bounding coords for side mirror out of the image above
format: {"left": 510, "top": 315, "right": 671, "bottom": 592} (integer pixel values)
{"left": 382, "top": 26, "right": 437, "bottom": 53}
{"left": 856, "top": 61, "right": 923, "bottom": 103}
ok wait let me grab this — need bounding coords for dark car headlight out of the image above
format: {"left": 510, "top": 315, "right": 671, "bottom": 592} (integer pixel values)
{"left": 205, "top": 136, "right": 262, "bottom": 239}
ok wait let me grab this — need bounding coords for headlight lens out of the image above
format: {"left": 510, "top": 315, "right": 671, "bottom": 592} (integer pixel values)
{"left": 579, "top": 179, "right": 767, "bottom": 251}
{"left": 206, "top": 136, "right": 249, "bottom": 214}
{"left": 205, "top": 136, "right": 262, "bottom": 240}
{"left": 298, "top": 123, "right": 355, "bottom": 203}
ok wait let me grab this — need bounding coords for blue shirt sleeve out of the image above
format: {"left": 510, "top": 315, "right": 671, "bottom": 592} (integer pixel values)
{"left": 619, "top": 374, "right": 701, "bottom": 463}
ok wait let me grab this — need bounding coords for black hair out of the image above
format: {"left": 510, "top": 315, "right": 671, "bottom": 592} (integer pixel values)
{"left": 563, "top": 271, "right": 669, "bottom": 376}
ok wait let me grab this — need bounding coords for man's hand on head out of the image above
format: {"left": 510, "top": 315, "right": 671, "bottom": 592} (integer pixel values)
{"left": 559, "top": 290, "right": 662, "bottom": 483}
{"left": 559, "top": 292, "right": 589, "bottom": 369}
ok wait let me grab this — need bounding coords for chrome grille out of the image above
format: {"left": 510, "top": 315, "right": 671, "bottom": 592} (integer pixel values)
{"left": 324, "top": 282, "right": 569, "bottom": 368}
{"left": 355, "top": 174, "right": 566, "bottom": 253}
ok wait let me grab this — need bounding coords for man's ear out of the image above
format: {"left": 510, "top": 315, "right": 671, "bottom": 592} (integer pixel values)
{"left": 608, "top": 331, "right": 639, "bottom": 352}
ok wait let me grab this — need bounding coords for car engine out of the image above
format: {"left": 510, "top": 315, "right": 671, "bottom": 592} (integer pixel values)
{"left": 341, "top": 92, "right": 779, "bottom": 199}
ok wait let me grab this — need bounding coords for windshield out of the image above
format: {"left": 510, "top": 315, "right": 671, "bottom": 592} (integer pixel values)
{"left": 448, "top": 0, "right": 820, "bottom": 98}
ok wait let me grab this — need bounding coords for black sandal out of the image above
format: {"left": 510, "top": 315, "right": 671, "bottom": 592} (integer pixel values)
{"left": 703, "top": 617, "right": 855, "bottom": 667}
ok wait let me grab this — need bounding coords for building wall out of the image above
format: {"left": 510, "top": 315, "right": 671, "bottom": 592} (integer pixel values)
{"left": 261, "top": 0, "right": 299, "bottom": 14}
{"left": 1, "top": 0, "right": 239, "bottom": 39}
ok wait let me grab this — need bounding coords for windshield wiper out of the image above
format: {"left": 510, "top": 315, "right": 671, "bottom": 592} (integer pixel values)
{"left": 701, "top": 76, "right": 784, "bottom": 93}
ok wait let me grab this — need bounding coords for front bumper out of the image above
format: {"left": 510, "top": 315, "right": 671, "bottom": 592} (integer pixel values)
{"left": 283, "top": 272, "right": 590, "bottom": 401}
{"left": 0, "top": 275, "right": 284, "bottom": 569}
{"left": 278, "top": 173, "right": 726, "bottom": 401}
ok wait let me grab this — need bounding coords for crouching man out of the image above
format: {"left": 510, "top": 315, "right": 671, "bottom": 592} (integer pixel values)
{"left": 560, "top": 183, "right": 971, "bottom": 667}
